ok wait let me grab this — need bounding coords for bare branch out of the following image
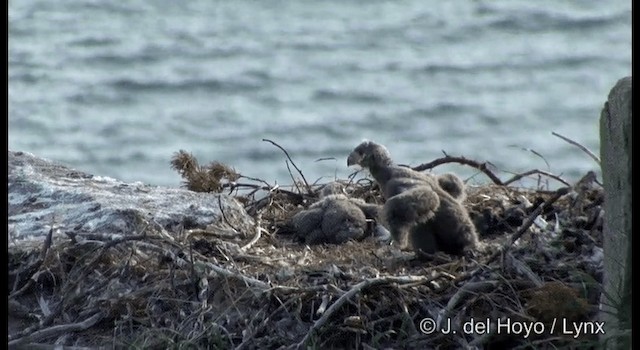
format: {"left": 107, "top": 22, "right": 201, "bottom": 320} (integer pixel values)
{"left": 285, "top": 160, "right": 302, "bottom": 194}
{"left": 222, "top": 182, "right": 304, "bottom": 202}
{"left": 465, "top": 186, "right": 570, "bottom": 280}
{"left": 238, "top": 175, "right": 273, "bottom": 189}
{"left": 262, "top": 138, "right": 312, "bottom": 194}
{"left": 503, "top": 169, "right": 570, "bottom": 187}
{"left": 508, "top": 145, "right": 551, "bottom": 171}
{"left": 552, "top": 131, "right": 601, "bottom": 165}
{"left": 8, "top": 311, "right": 105, "bottom": 346}
{"left": 412, "top": 155, "right": 504, "bottom": 185}
{"left": 295, "top": 275, "right": 429, "bottom": 349}
{"left": 240, "top": 212, "right": 265, "bottom": 251}
{"left": 314, "top": 157, "right": 336, "bottom": 162}
{"left": 197, "top": 261, "right": 271, "bottom": 291}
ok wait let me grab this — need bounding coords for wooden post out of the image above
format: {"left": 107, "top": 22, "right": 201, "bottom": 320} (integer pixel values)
{"left": 599, "top": 76, "right": 631, "bottom": 348}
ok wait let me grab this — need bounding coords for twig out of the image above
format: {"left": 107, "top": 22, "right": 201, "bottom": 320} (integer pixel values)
{"left": 502, "top": 186, "right": 569, "bottom": 248}
{"left": 461, "top": 187, "right": 570, "bottom": 283}
{"left": 505, "top": 252, "right": 543, "bottom": 287}
{"left": 222, "top": 182, "right": 304, "bottom": 201}
{"left": 285, "top": 160, "right": 301, "bottom": 194}
{"left": 412, "top": 155, "right": 504, "bottom": 185}
{"left": 8, "top": 311, "right": 105, "bottom": 346}
{"left": 5, "top": 344, "right": 97, "bottom": 350}
{"left": 312, "top": 176, "right": 328, "bottom": 186}
{"left": 266, "top": 285, "right": 338, "bottom": 296}
{"left": 185, "top": 228, "right": 241, "bottom": 240}
{"left": 10, "top": 222, "right": 55, "bottom": 297}
{"left": 41, "top": 219, "right": 54, "bottom": 260}
{"left": 441, "top": 281, "right": 500, "bottom": 321}
{"left": 245, "top": 196, "right": 272, "bottom": 217}
{"left": 189, "top": 240, "right": 198, "bottom": 297}
{"left": 10, "top": 273, "right": 36, "bottom": 300}
{"left": 552, "top": 131, "right": 601, "bottom": 165}
{"left": 197, "top": 261, "right": 271, "bottom": 291}
{"left": 235, "top": 297, "right": 299, "bottom": 350}
{"left": 68, "top": 233, "right": 159, "bottom": 251}
{"left": 10, "top": 273, "right": 110, "bottom": 340}
{"left": 262, "top": 138, "right": 312, "bottom": 194}
{"left": 314, "top": 157, "right": 337, "bottom": 162}
{"left": 9, "top": 299, "right": 35, "bottom": 320}
{"left": 132, "top": 241, "right": 192, "bottom": 268}
{"left": 238, "top": 175, "right": 273, "bottom": 189}
{"left": 240, "top": 213, "right": 266, "bottom": 251}
{"left": 11, "top": 232, "right": 146, "bottom": 300}
{"left": 346, "top": 171, "right": 361, "bottom": 186}
{"left": 503, "top": 169, "right": 570, "bottom": 187}
{"left": 295, "top": 275, "right": 429, "bottom": 349}
{"left": 12, "top": 231, "right": 158, "bottom": 340}
{"left": 218, "top": 195, "right": 240, "bottom": 233}
{"left": 509, "top": 146, "right": 551, "bottom": 171}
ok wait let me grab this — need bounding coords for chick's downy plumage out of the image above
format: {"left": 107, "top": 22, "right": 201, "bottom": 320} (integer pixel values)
{"left": 290, "top": 182, "right": 383, "bottom": 245}
{"left": 348, "top": 140, "right": 478, "bottom": 255}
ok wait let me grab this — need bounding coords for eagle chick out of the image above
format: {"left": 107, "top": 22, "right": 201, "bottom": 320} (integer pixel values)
{"left": 290, "top": 182, "right": 383, "bottom": 245}
{"left": 347, "top": 140, "right": 478, "bottom": 255}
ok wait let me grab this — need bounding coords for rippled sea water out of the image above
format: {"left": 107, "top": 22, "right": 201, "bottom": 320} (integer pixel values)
{"left": 9, "top": 0, "right": 631, "bottom": 188}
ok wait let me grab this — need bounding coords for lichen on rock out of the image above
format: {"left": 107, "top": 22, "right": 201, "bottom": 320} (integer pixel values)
{"left": 8, "top": 150, "right": 253, "bottom": 244}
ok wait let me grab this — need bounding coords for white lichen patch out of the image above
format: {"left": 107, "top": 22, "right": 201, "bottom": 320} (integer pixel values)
{"left": 8, "top": 151, "right": 254, "bottom": 244}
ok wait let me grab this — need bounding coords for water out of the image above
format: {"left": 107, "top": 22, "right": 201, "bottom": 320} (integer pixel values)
{"left": 9, "top": 0, "right": 631, "bottom": 189}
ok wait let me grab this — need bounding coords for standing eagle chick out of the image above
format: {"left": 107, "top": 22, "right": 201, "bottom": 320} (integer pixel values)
{"left": 347, "top": 140, "right": 478, "bottom": 255}
{"left": 290, "top": 182, "right": 383, "bottom": 245}
{"left": 437, "top": 172, "right": 467, "bottom": 202}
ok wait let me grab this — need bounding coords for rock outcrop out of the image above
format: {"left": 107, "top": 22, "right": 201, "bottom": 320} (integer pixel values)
{"left": 8, "top": 151, "right": 254, "bottom": 244}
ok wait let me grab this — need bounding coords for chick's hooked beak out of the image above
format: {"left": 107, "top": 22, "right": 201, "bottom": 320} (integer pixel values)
{"left": 347, "top": 151, "right": 362, "bottom": 167}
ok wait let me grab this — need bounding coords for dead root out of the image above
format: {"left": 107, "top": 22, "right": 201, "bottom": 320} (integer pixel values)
{"left": 8, "top": 149, "right": 605, "bottom": 349}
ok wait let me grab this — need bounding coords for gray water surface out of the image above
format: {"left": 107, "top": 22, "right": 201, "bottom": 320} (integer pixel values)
{"left": 9, "top": 0, "right": 631, "bottom": 188}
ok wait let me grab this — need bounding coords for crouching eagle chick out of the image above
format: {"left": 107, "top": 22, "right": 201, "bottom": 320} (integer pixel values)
{"left": 290, "top": 182, "right": 384, "bottom": 245}
{"left": 347, "top": 140, "right": 478, "bottom": 255}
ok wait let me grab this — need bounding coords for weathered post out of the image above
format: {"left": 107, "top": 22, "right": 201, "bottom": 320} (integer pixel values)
{"left": 599, "top": 76, "right": 631, "bottom": 348}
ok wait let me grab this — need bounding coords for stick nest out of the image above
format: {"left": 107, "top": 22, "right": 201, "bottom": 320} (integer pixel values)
{"left": 9, "top": 149, "right": 606, "bottom": 349}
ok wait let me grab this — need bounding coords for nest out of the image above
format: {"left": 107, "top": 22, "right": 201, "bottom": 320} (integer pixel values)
{"left": 8, "top": 147, "right": 606, "bottom": 349}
